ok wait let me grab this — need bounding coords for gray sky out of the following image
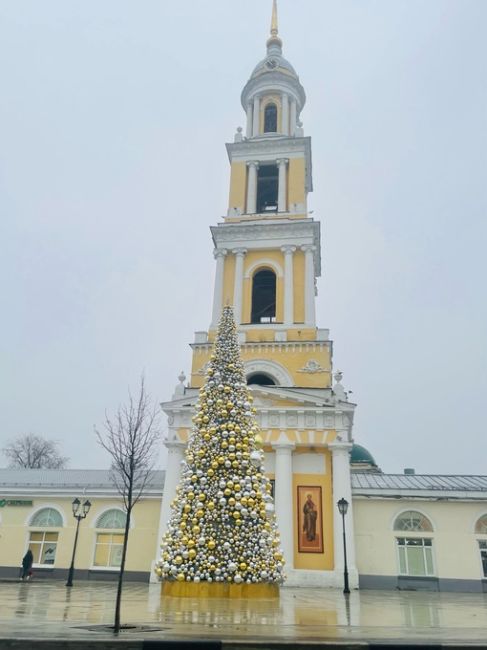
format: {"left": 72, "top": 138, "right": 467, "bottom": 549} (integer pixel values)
{"left": 1, "top": 0, "right": 486, "bottom": 474}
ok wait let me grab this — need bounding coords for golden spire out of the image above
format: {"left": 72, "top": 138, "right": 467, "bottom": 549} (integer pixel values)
{"left": 267, "top": 0, "right": 282, "bottom": 51}
{"left": 270, "top": 0, "right": 278, "bottom": 37}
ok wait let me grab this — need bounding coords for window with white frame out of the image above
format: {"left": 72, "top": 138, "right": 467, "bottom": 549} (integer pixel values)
{"left": 93, "top": 509, "right": 126, "bottom": 568}
{"left": 28, "top": 508, "right": 63, "bottom": 565}
{"left": 394, "top": 510, "right": 433, "bottom": 532}
{"left": 394, "top": 511, "right": 434, "bottom": 577}
{"left": 396, "top": 537, "right": 435, "bottom": 576}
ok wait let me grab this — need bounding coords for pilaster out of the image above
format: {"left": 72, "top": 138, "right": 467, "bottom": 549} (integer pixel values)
{"left": 232, "top": 248, "right": 247, "bottom": 325}
{"left": 211, "top": 248, "right": 227, "bottom": 328}
{"left": 272, "top": 437, "right": 295, "bottom": 570}
{"left": 281, "top": 245, "right": 296, "bottom": 325}
{"left": 328, "top": 440, "right": 358, "bottom": 589}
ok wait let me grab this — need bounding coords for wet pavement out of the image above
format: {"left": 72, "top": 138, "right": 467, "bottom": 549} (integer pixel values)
{"left": 0, "top": 580, "right": 487, "bottom": 647}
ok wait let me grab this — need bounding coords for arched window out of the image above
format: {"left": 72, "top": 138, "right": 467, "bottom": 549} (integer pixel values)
{"left": 93, "top": 509, "right": 126, "bottom": 568}
{"left": 96, "top": 509, "right": 127, "bottom": 529}
{"left": 247, "top": 373, "right": 276, "bottom": 386}
{"left": 264, "top": 103, "right": 277, "bottom": 133}
{"left": 28, "top": 507, "right": 63, "bottom": 566}
{"left": 30, "top": 507, "right": 63, "bottom": 528}
{"left": 394, "top": 511, "right": 434, "bottom": 577}
{"left": 475, "top": 514, "right": 487, "bottom": 534}
{"left": 251, "top": 269, "right": 276, "bottom": 323}
{"left": 394, "top": 510, "right": 433, "bottom": 532}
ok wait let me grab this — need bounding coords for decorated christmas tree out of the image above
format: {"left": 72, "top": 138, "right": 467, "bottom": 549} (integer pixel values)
{"left": 156, "top": 306, "right": 285, "bottom": 596}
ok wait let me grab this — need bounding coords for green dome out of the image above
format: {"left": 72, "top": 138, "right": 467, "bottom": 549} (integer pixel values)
{"left": 350, "top": 444, "right": 377, "bottom": 467}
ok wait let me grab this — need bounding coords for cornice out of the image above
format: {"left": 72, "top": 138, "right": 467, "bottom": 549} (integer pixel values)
{"left": 210, "top": 219, "right": 321, "bottom": 276}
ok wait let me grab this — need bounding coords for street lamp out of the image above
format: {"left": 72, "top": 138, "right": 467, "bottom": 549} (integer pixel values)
{"left": 337, "top": 497, "right": 350, "bottom": 594}
{"left": 66, "top": 498, "right": 91, "bottom": 587}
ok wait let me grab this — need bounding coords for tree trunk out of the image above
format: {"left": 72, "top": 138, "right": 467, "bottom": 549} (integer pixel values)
{"left": 114, "top": 504, "right": 132, "bottom": 634}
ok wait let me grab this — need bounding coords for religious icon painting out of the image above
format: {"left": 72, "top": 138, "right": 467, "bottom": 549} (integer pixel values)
{"left": 297, "top": 485, "right": 324, "bottom": 553}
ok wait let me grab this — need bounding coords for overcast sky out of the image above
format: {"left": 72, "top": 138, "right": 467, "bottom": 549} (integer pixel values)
{"left": 1, "top": 0, "right": 486, "bottom": 474}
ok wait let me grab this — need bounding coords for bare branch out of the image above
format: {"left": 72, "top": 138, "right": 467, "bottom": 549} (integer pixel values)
{"left": 2, "top": 434, "right": 68, "bottom": 469}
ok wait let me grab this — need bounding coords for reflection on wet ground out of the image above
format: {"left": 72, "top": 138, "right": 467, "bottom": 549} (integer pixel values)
{"left": 1, "top": 580, "right": 487, "bottom": 644}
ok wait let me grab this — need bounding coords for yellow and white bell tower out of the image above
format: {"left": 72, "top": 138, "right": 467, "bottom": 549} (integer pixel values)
{"left": 156, "top": 1, "right": 358, "bottom": 589}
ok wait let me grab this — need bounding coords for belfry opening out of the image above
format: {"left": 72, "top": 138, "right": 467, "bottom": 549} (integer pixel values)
{"left": 251, "top": 269, "right": 277, "bottom": 323}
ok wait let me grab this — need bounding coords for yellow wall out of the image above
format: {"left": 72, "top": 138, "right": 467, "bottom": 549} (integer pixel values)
{"left": 222, "top": 254, "right": 236, "bottom": 308}
{"left": 354, "top": 499, "right": 487, "bottom": 581}
{"left": 191, "top": 343, "right": 331, "bottom": 389}
{"left": 288, "top": 158, "right": 306, "bottom": 207}
{"left": 293, "top": 450, "right": 334, "bottom": 570}
{"left": 228, "top": 161, "right": 247, "bottom": 213}
{"left": 0, "top": 497, "right": 161, "bottom": 575}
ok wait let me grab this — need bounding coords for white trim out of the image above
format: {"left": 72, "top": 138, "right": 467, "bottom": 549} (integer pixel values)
{"left": 244, "top": 360, "right": 293, "bottom": 387}
{"left": 26, "top": 504, "right": 66, "bottom": 527}
{"left": 244, "top": 258, "right": 283, "bottom": 279}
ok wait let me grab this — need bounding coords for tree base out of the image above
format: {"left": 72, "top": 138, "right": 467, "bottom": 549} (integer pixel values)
{"left": 161, "top": 580, "right": 280, "bottom": 599}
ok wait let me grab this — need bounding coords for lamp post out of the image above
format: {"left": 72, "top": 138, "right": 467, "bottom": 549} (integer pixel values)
{"left": 337, "top": 497, "right": 350, "bottom": 594}
{"left": 66, "top": 498, "right": 91, "bottom": 587}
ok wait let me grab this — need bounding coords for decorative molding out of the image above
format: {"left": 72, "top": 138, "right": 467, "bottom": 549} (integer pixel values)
{"left": 298, "top": 359, "right": 328, "bottom": 374}
{"left": 244, "top": 359, "right": 293, "bottom": 387}
{"left": 244, "top": 257, "right": 283, "bottom": 278}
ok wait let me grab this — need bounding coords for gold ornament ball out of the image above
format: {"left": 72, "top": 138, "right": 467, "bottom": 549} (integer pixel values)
{"left": 207, "top": 540, "right": 216, "bottom": 549}
{"left": 176, "top": 573, "right": 185, "bottom": 582}
{"left": 175, "top": 555, "right": 183, "bottom": 565}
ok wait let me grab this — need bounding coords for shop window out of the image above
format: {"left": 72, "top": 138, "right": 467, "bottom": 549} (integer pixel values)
{"left": 93, "top": 509, "right": 126, "bottom": 568}
{"left": 94, "top": 533, "right": 124, "bottom": 568}
{"left": 256, "top": 164, "right": 278, "bottom": 213}
{"left": 397, "top": 537, "right": 435, "bottom": 576}
{"left": 478, "top": 540, "right": 487, "bottom": 578}
{"left": 264, "top": 103, "right": 277, "bottom": 133}
{"left": 29, "top": 531, "right": 59, "bottom": 565}
{"left": 28, "top": 509, "right": 63, "bottom": 566}
{"left": 251, "top": 269, "right": 276, "bottom": 323}
{"left": 394, "top": 510, "right": 433, "bottom": 532}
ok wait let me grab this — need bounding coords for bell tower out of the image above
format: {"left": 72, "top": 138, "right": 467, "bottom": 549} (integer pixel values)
{"left": 156, "top": 1, "right": 358, "bottom": 589}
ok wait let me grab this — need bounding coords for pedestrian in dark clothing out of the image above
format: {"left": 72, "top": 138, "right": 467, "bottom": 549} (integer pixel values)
{"left": 21, "top": 550, "right": 33, "bottom": 581}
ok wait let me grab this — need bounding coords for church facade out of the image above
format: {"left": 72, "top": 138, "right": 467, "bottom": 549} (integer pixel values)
{"left": 155, "top": 3, "right": 358, "bottom": 589}
{"left": 0, "top": 3, "right": 486, "bottom": 594}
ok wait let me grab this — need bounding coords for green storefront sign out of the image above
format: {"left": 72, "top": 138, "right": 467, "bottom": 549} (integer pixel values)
{"left": 0, "top": 499, "right": 33, "bottom": 507}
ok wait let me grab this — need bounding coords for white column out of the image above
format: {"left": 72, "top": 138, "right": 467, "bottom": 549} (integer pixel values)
{"left": 301, "top": 244, "right": 316, "bottom": 326}
{"left": 290, "top": 99, "right": 297, "bottom": 136}
{"left": 232, "top": 248, "right": 247, "bottom": 325}
{"left": 272, "top": 440, "right": 295, "bottom": 570}
{"left": 246, "top": 102, "right": 253, "bottom": 138}
{"left": 211, "top": 248, "right": 227, "bottom": 328}
{"left": 281, "top": 92, "right": 289, "bottom": 135}
{"left": 252, "top": 95, "right": 260, "bottom": 137}
{"left": 329, "top": 440, "right": 357, "bottom": 588}
{"left": 281, "top": 245, "right": 296, "bottom": 326}
{"left": 277, "top": 158, "right": 288, "bottom": 212}
{"left": 246, "top": 161, "right": 259, "bottom": 214}
{"left": 150, "top": 438, "right": 185, "bottom": 582}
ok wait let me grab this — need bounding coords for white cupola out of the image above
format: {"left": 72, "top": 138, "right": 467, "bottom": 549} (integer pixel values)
{"left": 241, "top": 0, "right": 306, "bottom": 139}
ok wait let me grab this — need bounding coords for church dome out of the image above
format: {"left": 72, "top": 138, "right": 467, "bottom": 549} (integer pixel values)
{"left": 241, "top": 0, "right": 306, "bottom": 115}
{"left": 350, "top": 444, "right": 378, "bottom": 468}
{"left": 250, "top": 54, "right": 298, "bottom": 81}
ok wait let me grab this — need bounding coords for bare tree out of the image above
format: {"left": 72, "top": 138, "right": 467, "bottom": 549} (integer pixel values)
{"left": 95, "top": 376, "right": 160, "bottom": 634}
{"left": 3, "top": 434, "right": 68, "bottom": 469}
